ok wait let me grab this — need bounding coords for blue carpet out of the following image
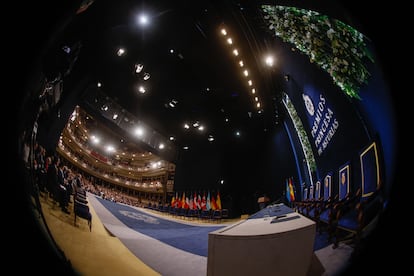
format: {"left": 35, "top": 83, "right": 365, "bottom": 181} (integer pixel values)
{"left": 313, "top": 231, "right": 330, "bottom": 251}
{"left": 96, "top": 197, "right": 224, "bottom": 256}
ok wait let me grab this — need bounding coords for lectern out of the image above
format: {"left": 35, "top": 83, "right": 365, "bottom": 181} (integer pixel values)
{"left": 207, "top": 204, "right": 315, "bottom": 276}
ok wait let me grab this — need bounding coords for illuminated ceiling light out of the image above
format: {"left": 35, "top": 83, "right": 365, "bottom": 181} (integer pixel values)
{"left": 227, "top": 38, "right": 233, "bottom": 45}
{"left": 138, "top": 85, "right": 146, "bottom": 94}
{"left": 112, "top": 114, "right": 118, "bottom": 120}
{"left": 206, "top": 87, "right": 210, "bottom": 92}
{"left": 233, "top": 49, "right": 239, "bottom": 56}
{"left": 158, "top": 143, "right": 165, "bottom": 149}
{"left": 117, "top": 48, "right": 126, "bottom": 56}
{"left": 208, "top": 135, "right": 214, "bottom": 142}
{"left": 91, "top": 135, "right": 100, "bottom": 144}
{"left": 134, "top": 127, "right": 144, "bottom": 136}
{"left": 239, "top": 60, "right": 244, "bottom": 67}
{"left": 265, "top": 55, "right": 275, "bottom": 67}
{"left": 220, "top": 179, "right": 224, "bottom": 184}
{"left": 138, "top": 14, "right": 149, "bottom": 26}
{"left": 254, "top": 97, "right": 258, "bottom": 102}
{"left": 225, "top": 118, "right": 229, "bottom": 122}
{"left": 235, "top": 131, "right": 241, "bottom": 137}
{"left": 170, "top": 49, "right": 174, "bottom": 53}
{"left": 183, "top": 146, "right": 189, "bottom": 150}
{"left": 168, "top": 99, "right": 178, "bottom": 108}
{"left": 257, "top": 102, "right": 261, "bottom": 108}
{"left": 221, "top": 28, "right": 227, "bottom": 36}
{"left": 106, "top": 145, "right": 115, "bottom": 153}
{"left": 198, "top": 125, "right": 204, "bottom": 131}
{"left": 243, "top": 70, "right": 249, "bottom": 77}
{"left": 169, "top": 136, "right": 175, "bottom": 141}
{"left": 151, "top": 163, "right": 157, "bottom": 168}
{"left": 143, "top": 72, "right": 150, "bottom": 80}
{"left": 101, "top": 104, "right": 109, "bottom": 111}
{"left": 193, "top": 121, "right": 200, "bottom": 128}
{"left": 97, "top": 82, "right": 102, "bottom": 88}
{"left": 135, "top": 63, "right": 143, "bottom": 73}
{"left": 248, "top": 80, "right": 253, "bottom": 86}
{"left": 184, "top": 123, "right": 190, "bottom": 129}
{"left": 251, "top": 88, "right": 256, "bottom": 94}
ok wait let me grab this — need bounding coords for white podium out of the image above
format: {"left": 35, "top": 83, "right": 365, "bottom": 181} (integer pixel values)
{"left": 207, "top": 204, "right": 316, "bottom": 276}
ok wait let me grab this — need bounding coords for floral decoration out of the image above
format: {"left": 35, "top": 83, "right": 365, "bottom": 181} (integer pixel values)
{"left": 262, "top": 5, "right": 374, "bottom": 99}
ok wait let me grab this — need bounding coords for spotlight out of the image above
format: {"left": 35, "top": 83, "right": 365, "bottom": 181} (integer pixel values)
{"left": 284, "top": 74, "right": 290, "bottom": 82}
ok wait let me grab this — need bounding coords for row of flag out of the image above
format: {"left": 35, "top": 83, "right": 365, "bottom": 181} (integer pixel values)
{"left": 171, "top": 178, "right": 295, "bottom": 211}
{"left": 171, "top": 191, "right": 222, "bottom": 210}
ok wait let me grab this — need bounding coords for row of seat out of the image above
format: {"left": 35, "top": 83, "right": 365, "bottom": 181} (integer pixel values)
{"left": 146, "top": 204, "right": 229, "bottom": 222}
{"left": 73, "top": 187, "right": 92, "bottom": 231}
{"left": 296, "top": 140, "right": 385, "bottom": 250}
{"left": 295, "top": 180, "right": 383, "bottom": 249}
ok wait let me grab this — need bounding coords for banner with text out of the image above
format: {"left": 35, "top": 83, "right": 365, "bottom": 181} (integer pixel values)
{"left": 302, "top": 86, "right": 339, "bottom": 155}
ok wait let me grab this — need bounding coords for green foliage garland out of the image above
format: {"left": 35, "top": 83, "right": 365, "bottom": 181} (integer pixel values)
{"left": 282, "top": 93, "right": 317, "bottom": 172}
{"left": 262, "top": 5, "right": 374, "bottom": 99}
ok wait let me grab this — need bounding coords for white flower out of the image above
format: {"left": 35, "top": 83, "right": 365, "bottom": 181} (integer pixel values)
{"left": 326, "top": 28, "right": 335, "bottom": 40}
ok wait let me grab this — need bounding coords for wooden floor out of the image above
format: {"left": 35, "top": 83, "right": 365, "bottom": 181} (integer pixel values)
{"left": 37, "top": 192, "right": 160, "bottom": 276}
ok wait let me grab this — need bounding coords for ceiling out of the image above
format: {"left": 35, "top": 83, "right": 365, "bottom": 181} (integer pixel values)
{"left": 33, "top": 0, "right": 387, "bottom": 162}
{"left": 42, "top": 0, "right": 353, "bottom": 161}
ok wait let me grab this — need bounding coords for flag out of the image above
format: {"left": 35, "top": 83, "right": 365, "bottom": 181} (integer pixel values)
{"left": 189, "top": 197, "right": 193, "bottom": 210}
{"left": 216, "top": 191, "right": 222, "bottom": 210}
{"left": 177, "top": 193, "right": 182, "bottom": 208}
{"left": 206, "top": 191, "right": 211, "bottom": 210}
{"left": 185, "top": 194, "right": 190, "bottom": 209}
{"left": 193, "top": 192, "right": 197, "bottom": 210}
{"left": 288, "top": 177, "right": 295, "bottom": 202}
{"left": 201, "top": 192, "right": 206, "bottom": 210}
{"left": 211, "top": 194, "right": 217, "bottom": 210}
{"left": 286, "top": 178, "right": 291, "bottom": 203}
{"left": 197, "top": 193, "right": 202, "bottom": 210}
{"left": 181, "top": 192, "right": 186, "bottom": 208}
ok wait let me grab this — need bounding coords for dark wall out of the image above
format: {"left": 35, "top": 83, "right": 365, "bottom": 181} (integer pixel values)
{"left": 173, "top": 120, "right": 298, "bottom": 216}
{"left": 354, "top": 61, "right": 397, "bottom": 198}
{"left": 270, "top": 26, "right": 396, "bottom": 200}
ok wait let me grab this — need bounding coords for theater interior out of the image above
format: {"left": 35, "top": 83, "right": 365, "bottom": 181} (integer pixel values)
{"left": 14, "top": 0, "right": 403, "bottom": 275}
